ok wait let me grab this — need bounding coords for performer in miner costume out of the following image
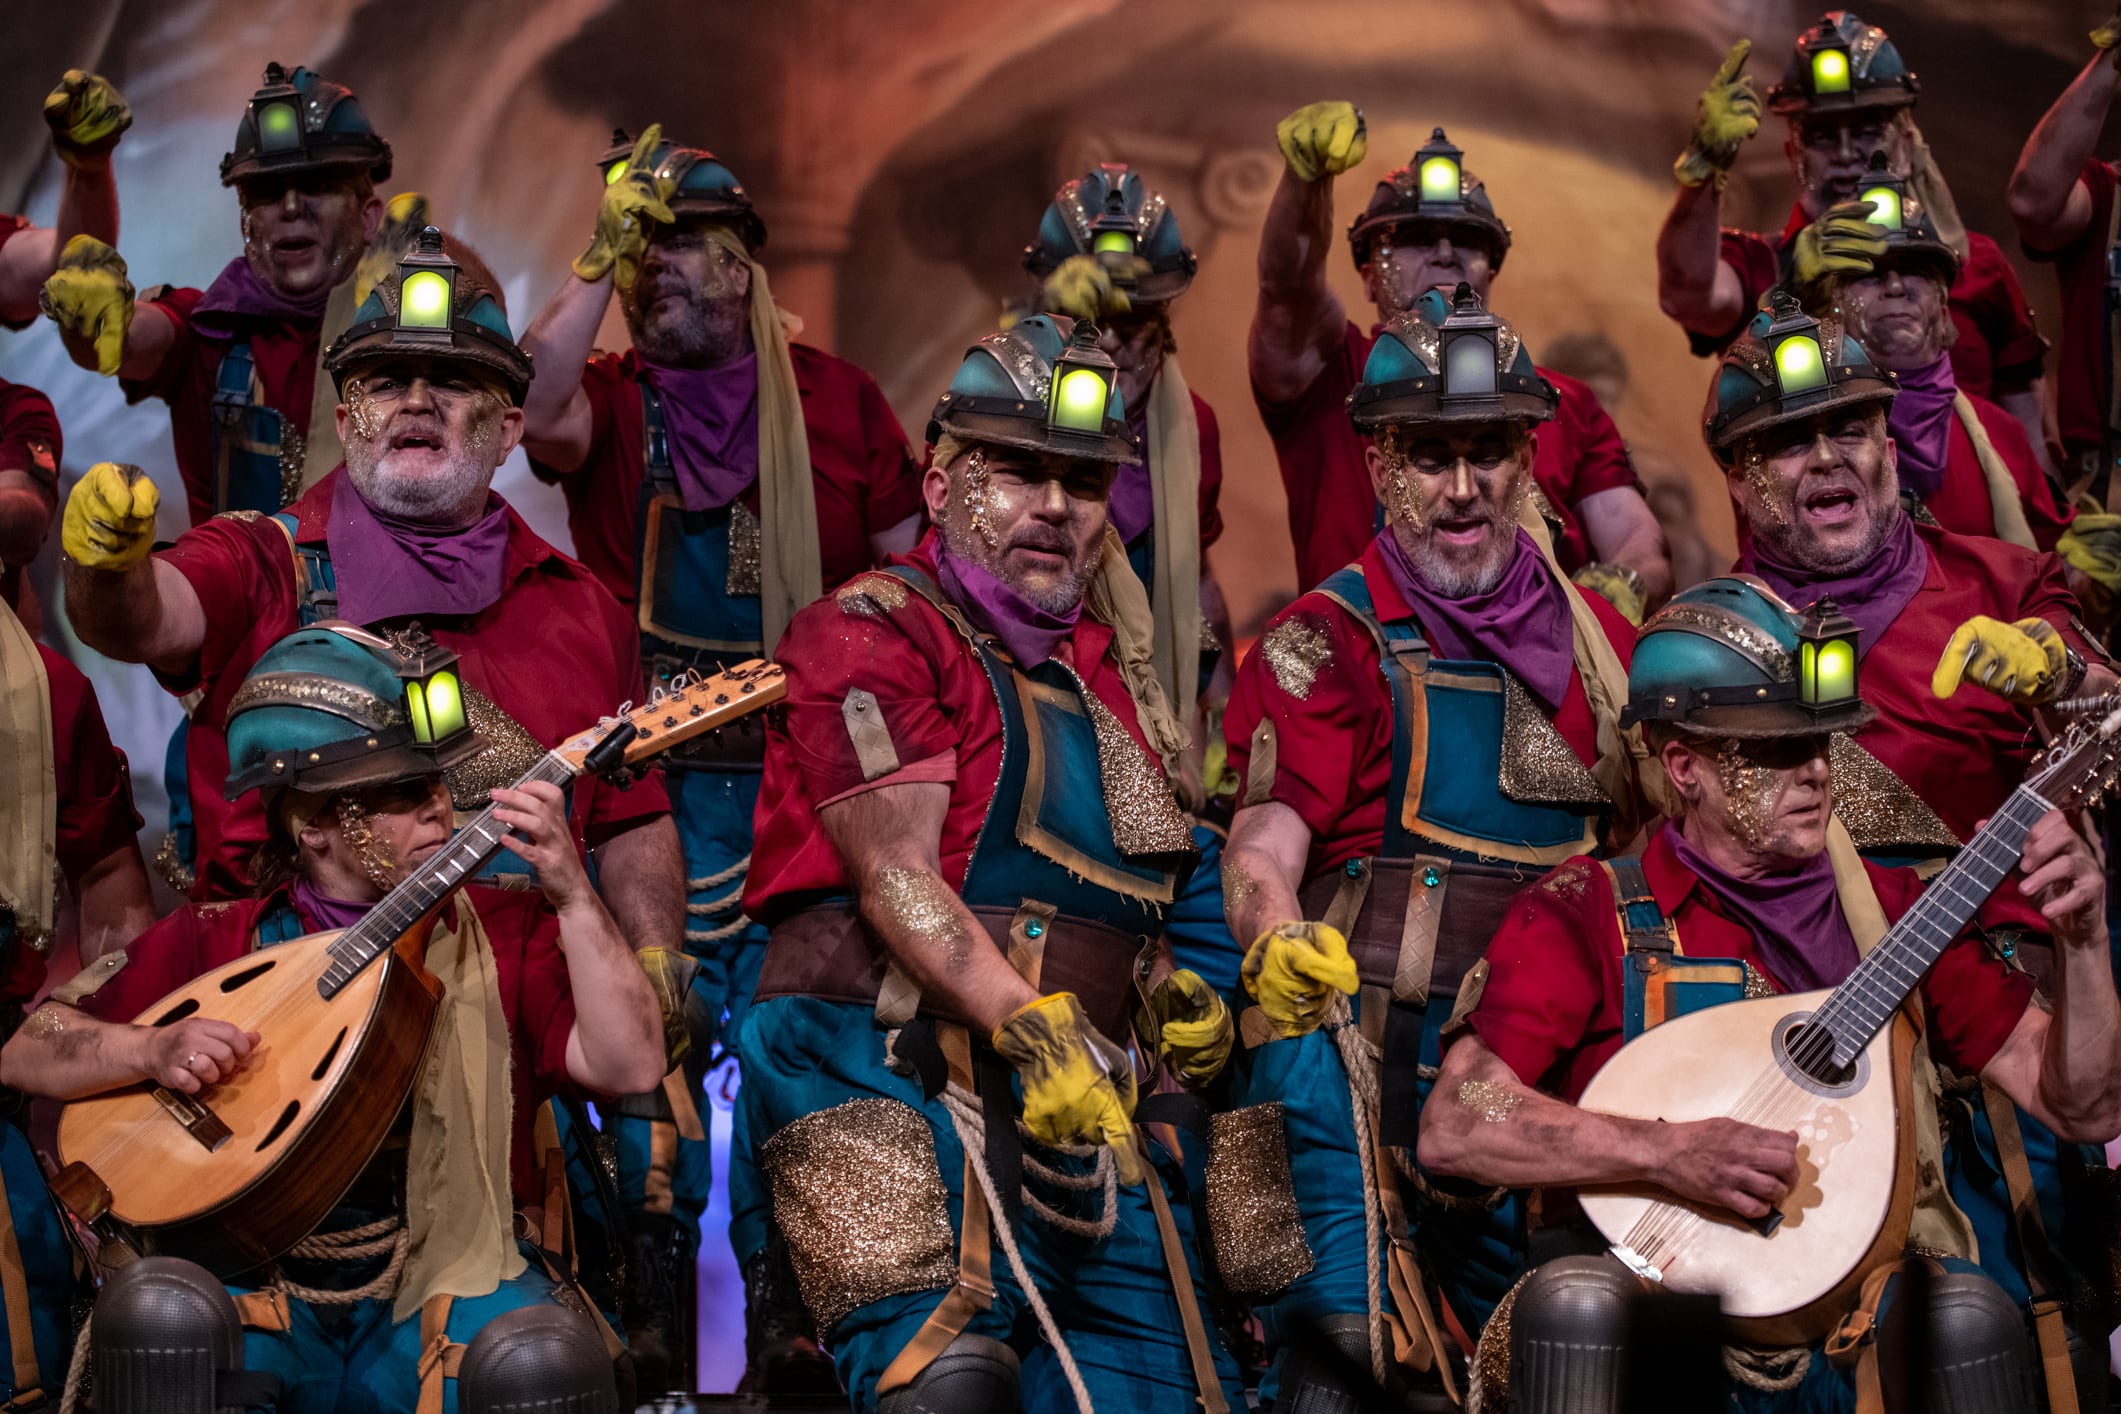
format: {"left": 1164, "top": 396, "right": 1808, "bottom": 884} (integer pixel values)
{"left": 1417, "top": 578, "right": 2121, "bottom": 1413}
{"left": 20, "top": 624, "right": 666, "bottom": 1413}
{"left": 1218, "top": 285, "right": 1648, "bottom": 1402}
{"left": 736, "top": 314, "right": 1244, "bottom": 1409}
{"left": 518, "top": 125, "right": 922, "bottom": 1388}
{"left": 1025, "top": 161, "right": 1246, "bottom": 994}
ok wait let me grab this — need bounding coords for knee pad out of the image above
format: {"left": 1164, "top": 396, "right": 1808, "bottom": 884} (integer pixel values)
{"left": 1878, "top": 1270, "right": 2035, "bottom": 1414}
{"left": 92, "top": 1258, "right": 269, "bottom": 1414}
{"left": 457, "top": 1306, "right": 619, "bottom": 1414}
{"left": 875, "top": 1332, "right": 1018, "bottom": 1414}
{"left": 1273, "top": 1313, "right": 1377, "bottom": 1414}
{"left": 1509, "top": 1257, "right": 1635, "bottom": 1414}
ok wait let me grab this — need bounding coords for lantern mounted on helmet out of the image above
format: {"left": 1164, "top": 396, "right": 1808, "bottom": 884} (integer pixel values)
{"left": 250, "top": 65, "right": 305, "bottom": 156}
{"left": 1414, "top": 128, "right": 1464, "bottom": 209}
{"left": 1049, "top": 321, "right": 1120, "bottom": 438}
{"left": 1797, "top": 598, "right": 1860, "bottom": 716}
{"left": 1088, "top": 187, "right": 1141, "bottom": 287}
{"left": 1856, "top": 151, "right": 1905, "bottom": 233}
{"left": 1761, "top": 289, "right": 1831, "bottom": 400}
{"left": 393, "top": 229, "right": 459, "bottom": 338}
{"left": 1440, "top": 283, "right": 1501, "bottom": 403}
{"left": 383, "top": 626, "right": 471, "bottom": 750}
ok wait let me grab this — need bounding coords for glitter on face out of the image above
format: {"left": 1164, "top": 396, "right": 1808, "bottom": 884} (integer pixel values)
{"left": 1456, "top": 1079, "right": 1523, "bottom": 1123}
{"left": 343, "top": 378, "right": 387, "bottom": 443}
{"left": 335, "top": 797, "right": 398, "bottom": 889}
{"left": 1739, "top": 448, "right": 1790, "bottom": 528}
{"left": 962, "top": 446, "right": 999, "bottom": 550}
{"left": 1371, "top": 243, "right": 1410, "bottom": 318}
{"left": 871, "top": 866, "right": 970, "bottom": 949}
{"left": 1716, "top": 740, "right": 1786, "bottom": 850}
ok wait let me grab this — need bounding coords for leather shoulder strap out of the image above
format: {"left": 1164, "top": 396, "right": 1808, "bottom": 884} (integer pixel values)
{"left": 1601, "top": 857, "right": 1679, "bottom": 958}
{"left": 270, "top": 510, "right": 338, "bottom": 625}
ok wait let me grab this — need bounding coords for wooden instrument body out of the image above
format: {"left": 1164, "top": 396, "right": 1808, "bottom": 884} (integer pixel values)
{"left": 56, "top": 925, "right": 443, "bottom": 1277}
{"left": 1576, "top": 988, "right": 1917, "bottom": 1345}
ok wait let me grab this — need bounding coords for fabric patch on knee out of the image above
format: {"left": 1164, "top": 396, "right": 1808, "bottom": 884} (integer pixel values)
{"left": 762, "top": 1098, "right": 955, "bottom": 1329}
{"left": 1204, "top": 1102, "right": 1314, "bottom": 1297}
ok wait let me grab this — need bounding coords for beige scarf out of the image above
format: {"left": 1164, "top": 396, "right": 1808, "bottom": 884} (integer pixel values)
{"left": 0, "top": 600, "right": 54, "bottom": 952}
{"left": 395, "top": 895, "right": 526, "bottom": 1320}
{"left": 1952, "top": 391, "right": 2039, "bottom": 551}
{"left": 1143, "top": 357, "right": 1203, "bottom": 738}
{"left": 297, "top": 276, "right": 362, "bottom": 495}
{"left": 703, "top": 226, "right": 820, "bottom": 653}
{"left": 1904, "top": 121, "right": 1970, "bottom": 264}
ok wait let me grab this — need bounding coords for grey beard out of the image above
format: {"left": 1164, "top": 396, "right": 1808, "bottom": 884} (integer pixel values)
{"left": 937, "top": 512, "right": 1100, "bottom": 616}
{"left": 344, "top": 442, "right": 494, "bottom": 526}
{"left": 625, "top": 289, "right": 749, "bottom": 369}
{"left": 1756, "top": 493, "right": 1902, "bottom": 575}
{"left": 1394, "top": 521, "right": 1515, "bottom": 598}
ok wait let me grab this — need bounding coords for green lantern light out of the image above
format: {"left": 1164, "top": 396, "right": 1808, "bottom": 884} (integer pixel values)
{"left": 1092, "top": 230, "right": 1136, "bottom": 256}
{"left": 604, "top": 160, "right": 630, "bottom": 186}
{"left": 1413, "top": 128, "right": 1466, "bottom": 209}
{"left": 258, "top": 101, "right": 301, "bottom": 152}
{"left": 1087, "top": 184, "right": 1142, "bottom": 287}
{"left": 1798, "top": 597, "right": 1860, "bottom": 713}
{"left": 1811, "top": 47, "right": 1851, "bottom": 95}
{"left": 1419, "top": 157, "right": 1460, "bottom": 202}
{"left": 1048, "top": 320, "right": 1119, "bottom": 437}
{"left": 1856, "top": 151, "right": 1905, "bottom": 234}
{"left": 1774, "top": 334, "right": 1827, "bottom": 395}
{"left": 418, "top": 669, "right": 466, "bottom": 742}
{"left": 390, "top": 227, "right": 459, "bottom": 339}
{"left": 399, "top": 270, "right": 452, "bottom": 330}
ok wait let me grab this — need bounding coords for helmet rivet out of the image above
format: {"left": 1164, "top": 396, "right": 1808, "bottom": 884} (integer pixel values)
{"left": 1664, "top": 694, "right": 1677, "bottom": 706}
{"left": 366, "top": 737, "right": 379, "bottom": 748}
{"left": 308, "top": 752, "right": 321, "bottom": 762}
{"left": 272, "top": 759, "right": 284, "bottom": 773}
{"left": 1756, "top": 688, "right": 1767, "bottom": 698}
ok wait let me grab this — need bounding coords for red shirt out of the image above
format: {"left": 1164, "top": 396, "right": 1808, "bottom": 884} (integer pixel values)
{"left": 1254, "top": 320, "right": 1640, "bottom": 592}
{"left": 1712, "top": 211, "right": 2047, "bottom": 400}
{"left": 1924, "top": 391, "right": 2070, "bottom": 551}
{"left": 121, "top": 285, "right": 322, "bottom": 531}
{"left": 84, "top": 885, "right": 578, "bottom": 1205}
{"left": 155, "top": 470, "right": 668, "bottom": 902}
{"left": 0, "top": 217, "right": 33, "bottom": 331}
{"left": 743, "top": 539, "right": 1173, "bottom": 922}
{"left": 0, "top": 378, "right": 62, "bottom": 613}
{"left": 1222, "top": 537, "right": 1636, "bottom": 884}
{"left": 1466, "top": 825, "right": 2034, "bottom": 1106}
{"left": 530, "top": 345, "right": 922, "bottom": 610}
{"left": 2023, "top": 157, "right": 2117, "bottom": 460}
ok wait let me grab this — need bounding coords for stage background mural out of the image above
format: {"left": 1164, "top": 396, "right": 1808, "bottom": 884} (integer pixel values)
{"left": 2, "top": 0, "right": 2101, "bottom": 1386}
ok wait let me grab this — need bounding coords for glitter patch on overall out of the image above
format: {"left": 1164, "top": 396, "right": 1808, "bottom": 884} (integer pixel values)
{"left": 761, "top": 1097, "right": 956, "bottom": 1329}
{"left": 1203, "top": 1102, "right": 1315, "bottom": 1297}
{"left": 1261, "top": 615, "right": 1335, "bottom": 700}
{"left": 1072, "top": 682, "right": 1196, "bottom": 858}
{"left": 726, "top": 499, "right": 762, "bottom": 596}
{"left": 1497, "top": 673, "right": 1608, "bottom": 806}
{"left": 445, "top": 685, "right": 544, "bottom": 810}
{"left": 835, "top": 573, "right": 908, "bottom": 619}
{"left": 1828, "top": 733, "right": 1958, "bottom": 853}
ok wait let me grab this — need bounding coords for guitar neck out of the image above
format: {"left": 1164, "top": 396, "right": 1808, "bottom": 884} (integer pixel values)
{"left": 1810, "top": 784, "right": 2050, "bottom": 1068}
{"left": 316, "top": 752, "right": 577, "bottom": 998}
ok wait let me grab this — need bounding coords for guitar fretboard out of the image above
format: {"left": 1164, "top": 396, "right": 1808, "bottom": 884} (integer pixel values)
{"left": 1810, "top": 785, "right": 2050, "bottom": 1069}
{"left": 317, "top": 753, "right": 576, "bottom": 998}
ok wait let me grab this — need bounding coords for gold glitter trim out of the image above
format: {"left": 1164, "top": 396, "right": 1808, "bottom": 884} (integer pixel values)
{"left": 279, "top": 421, "right": 306, "bottom": 507}
{"left": 1829, "top": 733, "right": 1959, "bottom": 852}
{"left": 1261, "top": 615, "right": 1334, "bottom": 701}
{"left": 445, "top": 684, "right": 543, "bottom": 810}
{"left": 1204, "top": 1103, "right": 1315, "bottom": 1297}
{"left": 1743, "top": 962, "right": 1776, "bottom": 1000}
{"left": 726, "top": 499, "right": 762, "bottom": 597}
{"left": 215, "top": 509, "right": 267, "bottom": 525}
{"left": 1381, "top": 310, "right": 1441, "bottom": 372}
{"left": 835, "top": 574, "right": 908, "bottom": 619}
{"left": 1497, "top": 674, "right": 1608, "bottom": 806}
{"left": 153, "top": 832, "right": 196, "bottom": 895}
{"left": 1641, "top": 601, "right": 1794, "bottom": 682}
{"left": 762, "top": 1098, "right": 956, "bottom": 1329}
{"left": 1078, "top": 687, "right": 1196, "bottom": 857}
{"left": 1456, "top": 1078, "right": 1523, "bottom": 1123}
{"left": 225, "top": 673, "right": 404, "bottom": 729}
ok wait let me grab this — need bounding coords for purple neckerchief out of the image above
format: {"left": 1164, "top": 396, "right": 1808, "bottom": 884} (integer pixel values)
{"left": 190, "top": 256, "right": 332, "bottom": 340}
{"left": 935, "top": 542, "right": 1080, "bottom": 668}
{"left": 1663, "top": 821, "right": 1859, "bottom": 994}
{"left": 292, "top": 878, "right": 374, "bottom": 934}
{"left": 1739, "top": 512, "right": 1929, "bottom": 659}
{"left": 1108, "top": 407, "right": 1154, "bottom": 544}
{"left": 1375, "top": 527, "right": 1577, "bottom": 713}
{"left": 1886, "top": 354, "right": 1956, "bottom": 501}
{"left": 638, "top": 352, "right": 760, "bottom": 512}
{"left": 326, "top": 475, "right": 513, "bottom": 625}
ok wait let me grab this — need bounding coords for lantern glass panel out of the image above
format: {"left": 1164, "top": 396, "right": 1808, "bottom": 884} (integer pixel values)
{"left": 1812, "top": 49, "right": 1851, "bottom": 94}
{"left": 1419, "top": 156, "right": 1460, "bottom": 203}
{"left": 604, "top": 160, "right": 630, "bottom": 186}
{"left": 1092, "top": 230, "right": 1136, "bottom": 256}
{"left": 1444, "top": 334, "right": 1496, "bottom": 397}
{"left": 1775, "top": 335, "right": 1828, "bottom": 394}
{"left": 1813, "top": 638, "right": 1856, "bottom": 704}
{"left": 258, "top": 101, "right": 301, "bottom": 152}
{"left": 399, "top": 271, "right": 453, "bottom": 330}
{"left": 405, "top": 682, "right": 433, "bottom": 744}
{"left": 1859, "top": 184, "right": 1903, "bottom": 231}
{"left": 423, "top": 671, "right": 466, "bottom": 741}
{"left": 1051, "top": 367, "right": 1110, "bottom": 433}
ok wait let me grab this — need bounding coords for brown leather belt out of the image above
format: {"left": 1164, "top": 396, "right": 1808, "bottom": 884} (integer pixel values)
{"left": 755, "top": 903, "right": 1148, "bottom": 1041}
{"left": 1299, "top": 856, "right": 1529, "bottom": 1003}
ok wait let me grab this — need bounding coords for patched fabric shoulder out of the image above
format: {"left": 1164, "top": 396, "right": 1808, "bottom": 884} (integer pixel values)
{"left": 1258, "top": 610, "right": 1337, "bottom": 701}
{"left": 833, "top": 572, "right": 909, "bottom": 620}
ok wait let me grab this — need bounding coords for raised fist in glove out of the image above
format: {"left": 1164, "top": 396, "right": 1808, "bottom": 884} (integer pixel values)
{"left": 1276, "top": 101, "right": 1367, "bottom": 183}
{"left": 992, "top": 992, "right": 1144, "bottom": 1185}
{"left": 1242, "top": 921, "right": 1360, "bottom": 1039}
{"left": 636, "top": 946, "right": 700, "bottom": 1069}
{"left": 1932, "top": 615, "right": 2069, "bottom": 705}
{"left": 1674, "top": 40, "right": 1761, "bottom": 190}
{"left": 574, "top": 125, "right": 675, "bottom": 291}
{"left": 1791, "top": 200, "right": 1890, "bottom": 296}
{"left": 1147, "top": 969, "right": 1234, "bottom": 1086}
{"left": 44, "top": 70, "right": 130, "bottom": 167}
{"left": 2094, "top": 4, "right": 2121, "bottom": 51}
{"left": 355, "top": 192, "right": 432, "bottom": 305}
{"left": 41, "top": 235, "right": 134, "bottom": 376}
{"left": 63, "top": 462, "right": 159, "bottom": 571}
{"left": 1040, "top": 253, "right": 1147, "bottom": 325}
{"left": 1573, "top": 562, "right": 1647, "bottom": 625}
{"left": 2058, "top": 513, "right": 2121, "bottom": 595}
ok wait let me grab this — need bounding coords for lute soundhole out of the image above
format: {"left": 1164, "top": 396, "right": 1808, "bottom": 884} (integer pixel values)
{"left": 1772, "top": 1012, "right": 1868, "bottom": 1097}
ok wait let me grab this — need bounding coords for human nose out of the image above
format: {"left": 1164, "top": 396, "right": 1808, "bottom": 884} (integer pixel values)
{"left": 279, "top": 186, "right": 305, "bottom": 218}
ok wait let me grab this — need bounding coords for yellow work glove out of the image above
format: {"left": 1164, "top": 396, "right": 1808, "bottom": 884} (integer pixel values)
{"left": 354, "top": 192, "right": 432, "bottom": 305}
{"left": 1573, "top": 562, "right": 1647, "bottom": 625}
{"left": 62, "top": 462, "right": 159, "bottom": 571}
{"left": 1040, "top": 253, "right": 1148, "bottom": 324}
{"left": 574, "top": 125, "right": 675, "bottom": 291}
{"left": 1932, "top": 616, "right": 2069, "bottom": 705}
{"left": 1276, "top": 100, "right": 1367, "bottom": 183}
{"left": 2094, "top": 4, "right": 2121, "bottom": 50}
{"left": 44, "top": 70, "right": 130, "bottom": 167}
{"left": 1242, "top": 922, "right": 1360, "bottom": 1039}
{"left": 636, "top": 946, "right": 699, "bottom": 1069}
{"left": 1674, "top": 40, "right": 1762, "bottom": 190}
{"left": 40, "top": 235, "right": 134, "bottom": 376}
{"left": 1791, "top": 200, "right": 1890, "bottom": 296}
{"left": 991, "top": 991, "right": 1144, "bottom": 1185}
{"left": 2058, "top": 513, "right": 2121, "bottom": 595}
{"left": 1147, "top": 969, "right": 1234, "bottom": 1087}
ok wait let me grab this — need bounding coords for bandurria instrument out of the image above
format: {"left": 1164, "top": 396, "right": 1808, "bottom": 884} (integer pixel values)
{"left": 1577, "top": 699, "right": 2121, "bottom": 1343}
{"left": 56, "top": 662, "right": 784, "bottom": 1276}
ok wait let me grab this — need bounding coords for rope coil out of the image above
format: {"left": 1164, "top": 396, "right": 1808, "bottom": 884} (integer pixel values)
{"left": 276, "top": 1215, "right": 411, "bottom": 1306}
